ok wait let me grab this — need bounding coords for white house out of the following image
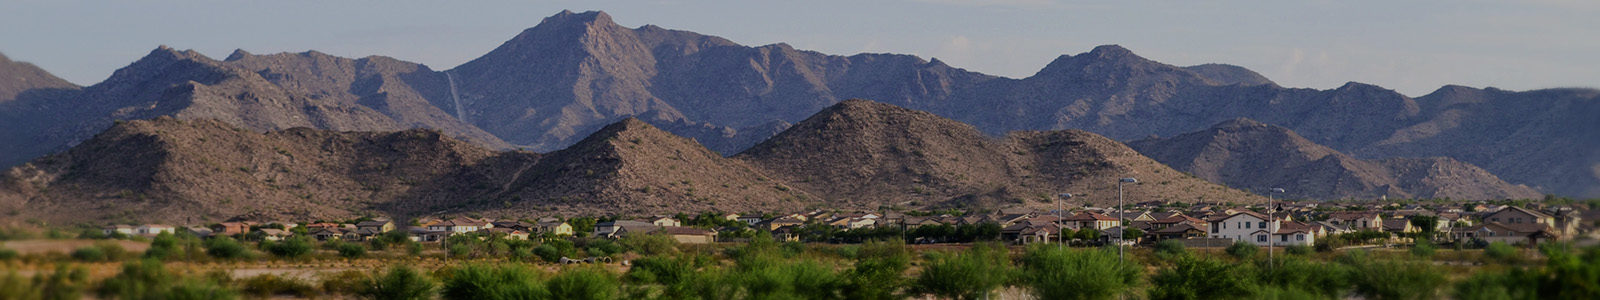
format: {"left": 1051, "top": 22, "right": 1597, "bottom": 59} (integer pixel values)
{"left": 1207, "top": 211, "right": 1280, "bottom": 246}
{"left": 136, "top": 224, "right": 176, "bottom": 236}
{"left": 103, "top": 225, "right": 136, "bottom": 236}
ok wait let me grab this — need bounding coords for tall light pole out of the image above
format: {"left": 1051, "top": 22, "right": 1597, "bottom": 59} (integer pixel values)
{"left": 1058, "top": 193, "right": 1073, "bottom": 250}
{"left": 1267, "top": 187, "right": 1284, "bottom": 270}
{"left": 1118, "top": 177, "right": 1137, "bottom": 261}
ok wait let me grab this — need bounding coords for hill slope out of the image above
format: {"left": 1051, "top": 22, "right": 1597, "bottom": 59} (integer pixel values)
{"left": 739, "top": 99, "right": 1262, "bottom": 209}
{"left": 0, "top": 117, "right": 530, "bottom": 224}
{"left": 1127, "top": 118, "right": 1542, "bottom": 200}
{"left": 0, "top": 52, "right": 79, "bottom": 103}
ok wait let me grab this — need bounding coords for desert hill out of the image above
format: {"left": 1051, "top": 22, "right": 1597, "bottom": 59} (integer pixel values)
{"left": 1128, "top": 118, "right": 1542, "bottom": 200}
{"left": 739, "top": 99, "right": 1263, "bottom": 209}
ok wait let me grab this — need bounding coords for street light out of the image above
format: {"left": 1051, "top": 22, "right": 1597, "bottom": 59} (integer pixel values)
{"left": 1058, "top": 193, "right": 1073, "bottom": 250}
{"left": 1118, "top": 177, "right": 1137, "bottom": 260}
{"left": 1267, "top": 187, "right": 1284, "bottom": 270}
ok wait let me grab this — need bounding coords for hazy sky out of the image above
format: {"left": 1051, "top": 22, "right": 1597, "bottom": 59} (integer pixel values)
{"left": 2, "top": 0, "right": 1595, "bottom": 96}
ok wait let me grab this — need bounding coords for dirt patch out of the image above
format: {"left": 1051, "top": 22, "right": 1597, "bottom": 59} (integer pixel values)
{"left": 0, "top": 239, "right": 148, "bottom": 255}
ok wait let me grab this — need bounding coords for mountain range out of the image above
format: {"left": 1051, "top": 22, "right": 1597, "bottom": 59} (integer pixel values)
{"left": 1128, "top": 118, "right": 1542, "bottom": 200}
{"left": 1, "top": 10, "right": 1595, "bottom": 199}
{"left": 0, "top": 100, "right": 1260, "bottom": 224}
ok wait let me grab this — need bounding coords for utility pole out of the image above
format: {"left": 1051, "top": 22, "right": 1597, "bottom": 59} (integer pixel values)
{"left": 1058, "top": 193, "right": 1073, "bottom": 250}
{"left": 1268, "top": 187, "right": 1284, "bottom": 271}
{"left": 1118, "top": 178, "right": 1137, "bottom": 261}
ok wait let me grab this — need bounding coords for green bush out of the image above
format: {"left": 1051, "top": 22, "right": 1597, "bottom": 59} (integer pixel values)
{"left": 1149, "top": 256, "right": 1256, "bottom": 300}
{"left": 265, "top": 236, "right": 314, "bottom": 259}
{"left": 204, "top": 236, "right": 251, "bottom": 260}
{"left": 843, "top": 240, "right": 911, "bottom": 300}
{"left": 1022, "top": 246, "right": 1140, "bottom": 300}
{"left": 546, "top": 267, "right": 621, "bottom": 300}
{"left": 441, "top": 263, "right": 546, "bottom": 300}
{"left": 70, "top": 246, "right": 106, "bottom": 262}
{"left": 1347, "top": 259, "right": 1446, "bottom": 300}
{"left": 3, "top": 264, "right": 89, "bottom": 300}
{"left": 239, "top": 274, "right": 316, "bottom": 298}
{"left": 619, "top": 233, "right": 679, "bottom": 256}
{"left": 912, "top": 243, "right": 1014, "bottom": 300}
{"left": 1255, "top": 257, "right": 1351, "bottom": 298}
{"left": 1226, "top": 241, "right": 1258, "bottom": 259}
{"left": 356, "top": 265, "right": 435, "bottom": 300}
{"left": 337, "top": 243, "right": 367, "bottom": 259}
{"left": 1285, "top": 245, "right": 1312, "bottom": 256}
{"left": 1484, "top": 242, "right": 1518, "bottom": 263}
{"left": 145, "top": 233, "right": 204, "bottom": 261}
{"left": 0, "top": 248, "right": 16, "bottom": 261}
{"left": 1411, "top": 240, "right": 1436, "bottom": 258}
{"left": 97, "top": 259, "right": 238, "bottom": 300}
{"left": 1153, "top": 240, "right": 1187, "bottom": 259}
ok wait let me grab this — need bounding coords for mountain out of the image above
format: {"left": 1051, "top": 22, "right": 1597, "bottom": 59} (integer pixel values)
{"left": 447, "top": 10, "right": 994, "bottom": 154}
{"left": 0, "top": 52, "right": 79, "bottom": 103}
{"left": 0, "top": 117, "right": 529, "bottom": 224}
{"left": 4, "top": 10, "right": 1595, "bottom": 198}
{"left": 0, "top": 46, "right": 508, "bottom": 169}
{"left": 1128, "top": 118, "right": 1542, "bottom": 200}
{"left": 739, "top": 99, "right": 1263, "bottom": 209}
{"left": 486, "top": 118, "right": 816, "bottom": 216}
{"left": 0, "top": 116, "right": 815, "bottom": 224}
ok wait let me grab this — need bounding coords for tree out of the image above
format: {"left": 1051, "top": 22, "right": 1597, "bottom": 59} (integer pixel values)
{"left": 1149, "top": 256, "right": 1256, "bottom": 300}
{"left": 1226, "top": 241, "right": 1258, "bottom": 259}
{"left": 1023, "top": 246, "right": 1139, "bottom": 300}
{"left": 1123, "top": 228, "right": 1145, "bottom": 243}
{"left": 265, "top": 236, "right": 315, "bottom": 259}
{"left": 843, "top": 240, "right": 911, "bottom": 300}
{"left": 359, "top": 266, "right": 435, "bottom": 300}
{"left": 912, "top": 243, "right": 1014, "bottom": 300}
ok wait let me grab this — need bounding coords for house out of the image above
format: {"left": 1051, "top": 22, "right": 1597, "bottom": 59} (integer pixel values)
{"left": 479, "top": 228, "right": 530, "bottom": 240}
{"left": 721, "top": 213, "right": 742, "bottom": 221}
{"left": 408, "top": 227, "right": 451, "bottom": 242}
{"left": 737, "top": 215, "right": 766, "bottom": 226}
{"left": 537, "top": 220, "right": 575, "bottom": 236}
{"left": 1208, "top": 211, "right": 1279, "bottom": 246}
{"left": 650, "top": 217, "right": 682, "bottom": 227}
{"left": 1272, "top": 221, "right": 1319, "bottom": 246}
{"left": 1064, "top": 212, "right": 1120, "bottom": 231}
{"left": 311, "top": 228, "right": 347, "bottom": 241}
{"left": 103, "top": 225, "right": 136, "bottom": 236}
{"left": 212, "top": 222, "right": 250, "bottom": 236}
{"left": 1152, "top": 224, "right": 1208, "bottom": 240}
{"left": 137, "top": 224, "right": 176, "bottom": 236}
{"left": 828, "top": 217, "right": 876, "bottom": 230}
{"left": 663, "top": 227, "right": 716, "bottom": 244}
{"left": 1312, "top": 221, "right": 1351, "bottom": 236}
{"left": 257, "top": 228, "right": 292, "bottom": 241}
{"left": 1326, "top": 212, "right": 1385, "bottom": 231}
{"left": 1382, "top": 219, "right": 1417, "bottom": 234}
{"left": 1483, "top": 206, "right": 1555, "bottom": 227}
{"left": 185, "top": 227, "right": 214, "bottom": 238}
{"left": 1451, "top": 222, "right": 1557, "bottom": 246}
{"left": 356, "top": 219, "right": 396, "bottom": 233}
{"left": 428, "top": 218, "right": 491, "bottom": 234}
{"left": 492, "top": 221, "right": 538, "bottom": 233}
{"left": 1151, "top": 214, "right": 1206, "bottom": 231}
{"left": 594, "top": 221, "right": 659, "bottom": 238}
{"left": 1127, "top": 211, "right": 1157, "bottom": 222}
{"left": 758, "top": 216, "right": 806, "bottom": 231}
{"left": 1001, "top": 220, "right": 1062, "bottom": 244}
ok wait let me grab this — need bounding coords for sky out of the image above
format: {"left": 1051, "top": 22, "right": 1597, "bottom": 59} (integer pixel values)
{"left": 1, "top": 0, "right": 1595, "bottom": 97}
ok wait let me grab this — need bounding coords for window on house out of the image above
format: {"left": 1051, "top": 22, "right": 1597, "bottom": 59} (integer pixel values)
{"left": 1259, "top": 221, "right": 1267, "bottom": 228}
{"left": 1281, "top": 235, "right": 1288, "bottom": 242}
{"left": 1257, "top": 235, "right": 1267, "bottom": 242}
{"left": 1297, "top": 234, "right": 1305, "bottom": 241}
{"left": 1245, "top": 222, "right": 1251, "bottom": 229}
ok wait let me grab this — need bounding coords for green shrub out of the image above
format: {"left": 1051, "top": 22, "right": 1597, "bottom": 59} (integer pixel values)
{"left": 441, "top": 263, "right": 546, "bottom": 300}
{"left": 843, "top": 240, "right": 911, "bottom": 300}
{"left": 1255, "top": 256, "right": 1351, "bottom": 298}
{"left": 318, "top": 270, "right": 368, "bottom": 296}
{"left": 912, "top": 243, "right": 1014, "bottom": 300}
{"left": 239, "top": 274, "right": 316, "bottom": 298}
{"left": 337, "top": 243, "right": 367, "bottom": 259}
{"left": 1346, "top": 259, "right": 1446, "bottom": 300}
{"left": 1484, "top": 242, "right": 1518, "bottom": 263}
{"left": 70, "top": 246, "right": 106, "bottom": 262}
{"left": 145, "top": 233, "right": 204, "bottom": 261}
{"left": 204, "top": 236, "right": 251, "bottom": 260}
{"left": 1153, "top": 240, "right": 1187, "bottom": 259}
{"left": 356, "top": 265, "right": 435, "bottom": 300}
{"left": 619, "top": 233, "right": 679, "bottom": 256}
{"left": 1149, "top": 256, "right": 1256, "bottom": 300}
{"left": 1226, "top": 241, "right": 1258, "bottom": 259}
{"left": 2, "top": 264, "right": 89, "bottom": 300}
{"left": 0, "top": 248, "right": 17, "bottom": 261}
{"left": 1022, "top": 246, "right": 1140, "bottom": 300}
{"left": 546, "top": 267, "right": 621, "bottom": 300}
{"left": 165, "top": 277, "right": 238, "bottom": 300}
{"left": 265, "top": 236, "right": 314, "bottom": 259}
{"left": 1411, "top": 240, "right": 1436, "bottom": 258}
{"left": 1285, "top": 245, "right": 1312, "bottom": 256}
{"left": 98, "top": 259, "right": 237, "bottom": 300}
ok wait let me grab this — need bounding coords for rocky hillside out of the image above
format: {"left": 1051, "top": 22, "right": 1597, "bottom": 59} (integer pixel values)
{"left": 0, "top": 117, "right": 816, "bottom": 224}
{"left": 739, "top": 100, "right": 1262, "bottom": 209}
{"left": 486, "top": 118, "right": 816, "bottom": 216}
{"left": 1128, "top": 118, "right": 1542, "bottom": 200}
{"left": 0, "top": 47, "right": 508, "bottom": 169}
{"left": 0, "top": 52, "right": 79, "bottom": 103}
{"left": 0, "top": 117, "right": 529, "bottom": 225}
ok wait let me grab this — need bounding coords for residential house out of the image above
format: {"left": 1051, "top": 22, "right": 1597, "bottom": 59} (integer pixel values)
{"left": 257, "top": 228, "right": 292, "bottom": 241}
{"left": 662, "top": 227, "right": 716, "bottom": 244}
{"left": 492, "top": 221, "right": 538, "bottom": 233}
{"left": 1382, "top": 219, "right": 1418, "bottom": 235}
{"left": 737, "top": 215, "right": 766, "bottom": 226}
{"left": 1152, "top": 224, "right": 1207, "bottom": 240}
{"left": 650, "top": 217, "right": 682, "bottom": 227}
{"left": 537, "top": 220, "right": 575, "bottom": 236}
{"left": 311, "top": 228, "right": 348, "bottom": 241}
{"left": 103, "top": 225, "right": 136, "bottom": 236}
{"left": 356, "top": 219, "right": 396, "bottom": 233}
{"left": 428, "top": 218, "right": 491, "bottom": 234}
{"left": 594, "top": 220, "right": 659, "bottom": 238}
{"left": 1208, "top": 211, "right": 1279, "bottom": 246}
{"left": 1064, "top": 212, "right": 1120, "bottom": 231}
{"left": 1326, "top": 212, "right": 1384, "bottom": 231}
{"left": 212, "top": 222, "right": 250, "bottom": 236}
{"left": 185, "top": 227, "right": 214, "bottom": 238}
{"left": 1001, "top": 220, "right": 1061, "bottom": 244}
{"left": 479, "top": 228, "right": 530, "bottom": 240}
{"left": 758, "top": 216, "right": 806, "bottom": 231}
{"left": 1272, "top": 221, "right": 1320, "bottom": 246}
{"left": 1451, "top": 223, "right": 1558, "bottom": 246}
{"left": 137, "top": 224, "right": 176, "bottom": 236}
